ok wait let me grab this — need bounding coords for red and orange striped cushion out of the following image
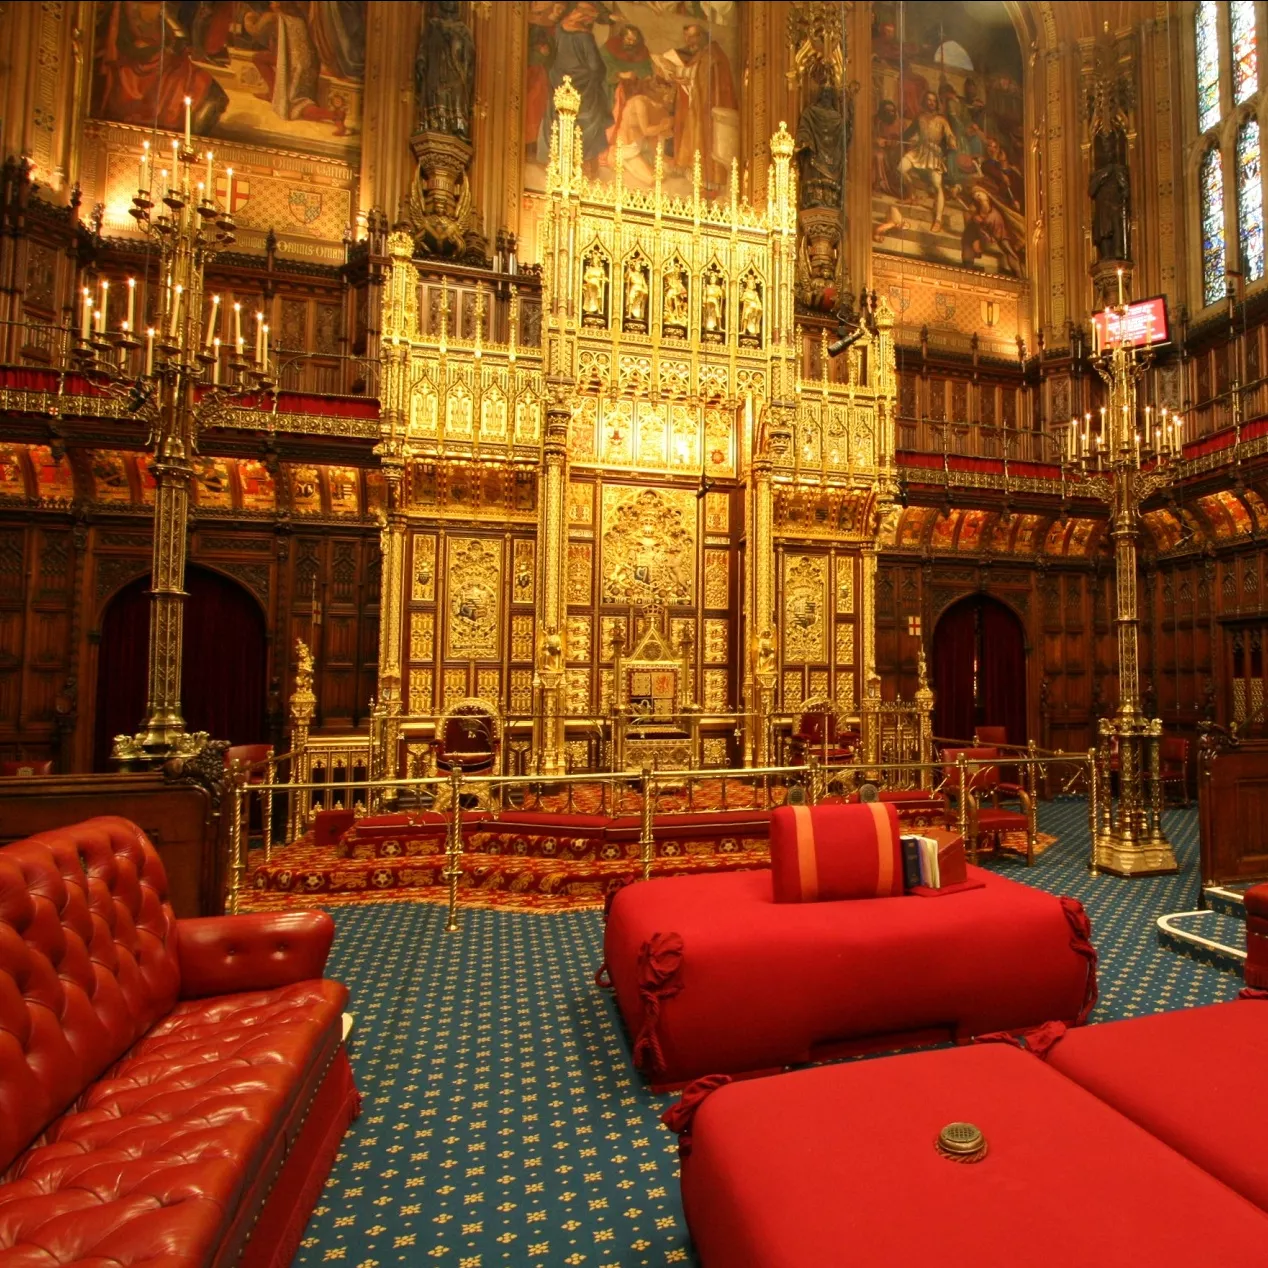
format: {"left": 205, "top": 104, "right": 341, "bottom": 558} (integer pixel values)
{"left": 769, "top": 803, "right": 904, "bottom": 902}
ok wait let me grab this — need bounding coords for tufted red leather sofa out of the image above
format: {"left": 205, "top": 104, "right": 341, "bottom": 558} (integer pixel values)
{"left": 0, "top": 815, "right": 360, "bottom": 1267}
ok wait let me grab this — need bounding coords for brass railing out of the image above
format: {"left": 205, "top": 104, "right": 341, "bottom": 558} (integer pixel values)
{"left": 226, "top": 750, "right": 1096, "bottom": 925}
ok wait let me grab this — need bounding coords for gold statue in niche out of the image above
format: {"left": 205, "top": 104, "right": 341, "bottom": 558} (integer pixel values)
{"left": 582, "top": 250, "right": 608, "bottom": 327}
{"left": 624, "top": 258, "right": 649, "bottom": 331}
{"left": 702, "top": 267, "right": 726, "bottom": 342}
{"left": 739, "top": 274, "right": 763, "bottom": 346}
{"left": 663, "top": 265, "right": 689, "bottom": 333}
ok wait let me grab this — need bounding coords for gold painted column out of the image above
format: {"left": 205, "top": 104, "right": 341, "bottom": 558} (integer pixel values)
{"left": 532, "top": 80, "right": 582, "bottom": 778}
{"left": 535, "top": 402, "right": 569, "bottom": 776}
{"left": 746, "top": 427, "right": 777, "bottom": 767}
{"left": 373, "top": 232, "right": 419, "bottom": 790}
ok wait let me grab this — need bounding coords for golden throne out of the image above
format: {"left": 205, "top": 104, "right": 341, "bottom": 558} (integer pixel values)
{"left": 611, "top": 610, "right": 699, "bottom": 773}
{"left": 430, "top": 696, "right": 501, "bottom": 809}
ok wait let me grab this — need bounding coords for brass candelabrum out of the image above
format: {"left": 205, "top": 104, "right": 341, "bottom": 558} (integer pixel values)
{"left": 91, "top": 117, "right": 278, "bottom": 764}
{"left": 1059, "top": 305, "right": 1180, "bottom": 876}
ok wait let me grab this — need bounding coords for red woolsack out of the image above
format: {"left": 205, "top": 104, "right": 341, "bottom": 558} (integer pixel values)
{"left": 769, "top": 802, "right": 903, "bottom": 902}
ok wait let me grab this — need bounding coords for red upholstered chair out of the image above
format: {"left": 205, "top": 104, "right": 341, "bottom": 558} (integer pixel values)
{"left": 225, "top": 743, "right": 273, "bottom": 782}
{"left": 0, "top": 759, "right": 53, "bottom": 776}
{"left": 1161, "top": 736, "right": 1190, "bottom": 806}
{"left": 436, "top": 701, "right": 499, "bottom": 776}
{"left": 1246, "top": 884, "right": 1268, "bottom": 989}
{"left": 790, "top": 699, "right": 858, "bottom": 766}
{"left": 974, "top": 725, "right": 1010, "bottom": 747}
{"left": 941, "top": 745, "right": 1036, "bottom": 865}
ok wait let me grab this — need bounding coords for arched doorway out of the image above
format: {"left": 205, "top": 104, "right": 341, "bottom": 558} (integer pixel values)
{"left": 931, "top": 594, "right": 1027, "bottom": 745}
{"left": 93, "top": 566, "right": 268, "bottom": 769}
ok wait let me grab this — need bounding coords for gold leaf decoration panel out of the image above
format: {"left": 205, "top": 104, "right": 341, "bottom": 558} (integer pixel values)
{"left": 567, "top": 615, "right": 593, "bottom": 663}
{"left": 837, "top": 672, "right": 856, "bottom": 713}
{"left": 601, "top": 485, "right": 697, "bottom": 607}
{"left": 568, "top": 480, "right": 594, "bottom": 526}
{"left": 412, "top": 534, "right": 436, "bottom": 602}
{"left": 587, "top": 398, "right": 735, "bottom": 479}
{"left": 835, "top": 622, "right": 855, "bottom": 666}
{"left": 566, "top": 668, "right": 591, "bottom": 715}
{"left": 409, "top": 611, "right": 435, "bottom": 663}
{"left": 705, "top": 490, "right": 730, "bottom": 534}
{"left": 512, "top": 539, "right": 535, "bottom": 606}
{"left": 702, "top": 737, "right": 729, "bottom": 767}
{"left": 600, "top": 616, "right": 628, "bottom": 662}
{"left": 704, "top": 619, "right": 728, "bottom": 664}
{"left": 408, "top": 668, "right": 434, "bottom": 715}
{"left": 704, "top": 668, "right": 729, "bottom": 711}
{"left": 808, "top": 669, "right": 829, "bottom": 700}
{"left": 567, "top": 542, "right": 593, "bottom": 604}
{"left": 704, "top": 550, "right": 729, "bottom": 608}
{"left": 443, "top": 668, "right": 467, "bottom": 705}
{"left": 783, "top": 669, "right": 804, "bottom": 711}
{"left": 837, "top": 556, "right": 855, "bottom": 615}
{"left": 445, "top": 537, "right": 502, "bottom": 659}
{"left": 477, "top": 669, "right": 501, "bottom": 701}
{"left": 511, "top": 614, "right": 535, "bottom": 662}
{"left": 510, "top": 669, "right": 533, "bottom": 713}
{"left": 782, "top": 554, "right": 828, "bottom": 664}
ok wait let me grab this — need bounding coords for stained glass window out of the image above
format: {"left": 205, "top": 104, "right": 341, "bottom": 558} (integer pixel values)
{"left": 1232, "top": 1, "right": 1259, "bottom": 104}
{"left": 1202, "top": 146, "right": 1228, "bottom": 306}
{"left": 1239, "top": 119, "right": 1265, "bottom": 281}
{"left": 1197, "top": 1, "right": 1222, "bottom": 132}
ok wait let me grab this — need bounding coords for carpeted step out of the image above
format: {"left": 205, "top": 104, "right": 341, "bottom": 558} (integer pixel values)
{"left": 251, "top": 845, "right": 771, "bottom": 907}
{"left": 1155, "top": 909, "right": 1247, "bottom": 977}
{"left": 1201, "top": 883, "right": 1268, "bottom": 921}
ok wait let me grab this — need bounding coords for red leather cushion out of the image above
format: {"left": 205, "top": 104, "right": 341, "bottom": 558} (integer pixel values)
{"left": 605, "top": 867, "right": 1093, "bottom": 1086}
{"left": 678, "top": 1043, "right": 1268, "bottom": 1267}
{"left": 1045, "top": 999, "right": 1268, "bottom": 1214}
{"left": 0, "top": 817, "right": 180, "bottom": 1173}
{"left": 769, "top": 803, "right": 902, "bottom": 902}
{"left": 0, "top": 977, "right": 347, "bottom": 1265}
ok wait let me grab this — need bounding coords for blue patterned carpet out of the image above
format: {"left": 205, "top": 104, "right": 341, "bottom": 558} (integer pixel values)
{"left": 294, "top": 799, "right": 1242, "bottom": 1267}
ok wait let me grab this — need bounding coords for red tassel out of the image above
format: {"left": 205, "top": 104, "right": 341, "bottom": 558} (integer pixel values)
{"left": 661, "top": 1073, "right": 732, "bottom": 1160}
{"left": 632, "top": 932, "right": 685, "bottom": 1073}
{"left": 1059, "top": 896, "right": 1099, "bottom": 1025}
{"left": 1238, "top": 986, "right": 1268, "bottom": 1000}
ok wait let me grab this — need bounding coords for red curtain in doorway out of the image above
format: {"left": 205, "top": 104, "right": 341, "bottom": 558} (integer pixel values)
{"left": 980, "top": 600, "right": 1027, "bottom": 745}
{"left": 932, "top": 599, "right": 978, "bottom": 743}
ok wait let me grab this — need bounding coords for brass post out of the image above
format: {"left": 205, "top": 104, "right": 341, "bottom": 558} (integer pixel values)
{"left": 444, "top": 768, "right": 463, "bottom": 933}
{"left": 1087, "top": 747, "right": 1100, "bottom": 875}
{"left": 958, "top": 753, "right": 973, "bottom": 865}
{"left": 228, "top": 761, "right": 246, "bottom": 914}
{"left": 640, "top": 766, "right": 655, "bottom": 880}
{"left": 286, "top": 639, "right": 316, "bottom": 842}
{"left": 807, "top": 753, "right": 820, "bottom": 805}
{"left": 263, "top": 748, "right": 275, "bottom": 863}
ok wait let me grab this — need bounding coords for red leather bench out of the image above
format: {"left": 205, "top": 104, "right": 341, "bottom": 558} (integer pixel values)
{"left": 0, "top": 816, "right": 359, "bottom": 1267}
{"left": 603, "top": 861, "right": 1097, "bottom": 1089}
{"left": 668, "top": 1039, "right": 1268, "bottom": 1267}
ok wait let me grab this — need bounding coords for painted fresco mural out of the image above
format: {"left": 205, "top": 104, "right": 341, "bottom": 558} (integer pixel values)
{"left": 871, "top": 1, "right": 1025, "bottom": 276}
{"left": 92, "top": 2, "right": 366, "bottom": 159}
{"left": 524, "top": 0, "right": 740, "bottom": 198}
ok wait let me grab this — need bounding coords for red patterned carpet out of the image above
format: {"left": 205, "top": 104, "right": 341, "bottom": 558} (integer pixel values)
{"left": 241, "top": 782, "right": 1056, "bottom": 912}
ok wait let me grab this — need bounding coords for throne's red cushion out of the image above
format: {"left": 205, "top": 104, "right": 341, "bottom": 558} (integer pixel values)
{"left": 675, "top": 1043, "right": 1268, "bottom": 1267}
{"left": 769, "top": 802, "right": 902, "bottom": 902}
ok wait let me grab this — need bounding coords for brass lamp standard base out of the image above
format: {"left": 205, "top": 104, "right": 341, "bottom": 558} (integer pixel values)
{"left": 111, "top": 723, "right": 211, "bottom": 768}
{"left": 1093, "top": 828, "right": 1179, "bottom": 877}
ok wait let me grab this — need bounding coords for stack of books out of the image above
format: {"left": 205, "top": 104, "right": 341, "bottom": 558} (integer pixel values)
{"left": 900, "top": 833, "right": 968, "bottom": 891}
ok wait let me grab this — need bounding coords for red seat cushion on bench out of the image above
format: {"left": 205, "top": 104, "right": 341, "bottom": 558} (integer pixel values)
{"left": 604, "top": 866, "right": 1095, "bottom": 1088}
{"left": 679, "top": 1043, "right": 1268, "bottom": 1267}
{"left": 769, "top": 803, "right": 902, "bottom": 902}
{"left": 1044, "top": 998, "right": 1268, "bottom": 1214}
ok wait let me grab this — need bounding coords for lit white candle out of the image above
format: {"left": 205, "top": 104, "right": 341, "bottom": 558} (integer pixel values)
{"left": 158, "top": 167, "right": 169, "bottom": 205}
{"left": 205, "top": 294, "right": 220, "bottom": 348}
{"left": 98, "top": 278, "right": 109, "bottom": 332}
{"left": 255, "top": 311, "right": 263, "bottom": 362}
{"left": 139, "top": 141, "right": 150, "bottom": 194}
{"left": 80, "top": 288, "right": 91, "bottom": 341}
{"left": 205, "top": 150, "right": 213, "bottom": 195}
{"left": 169, "top": 284, "right": 183, "bottom": 338}
{"left": 225, "top": 168, "right": 233, "bottom": 212}
{"left": 126, "top": 277, "right": 136, "bottom": 331}
{"left": 145, "top": 328, "right": 155, "bottom": 375}
{"left": 262, "top": 323, "right": 269, "bottom": 366}
{"left": 213, "top": 337, "right": 221, "bottom": 384}
{"left": 1116, "top": 267, "right": 1124, "bottom": 307}
{"left": 184, "top": 96, "right": 192, "bottom": 150}
{"left": 237, "top": 334, "right": 245, "bottom": 359}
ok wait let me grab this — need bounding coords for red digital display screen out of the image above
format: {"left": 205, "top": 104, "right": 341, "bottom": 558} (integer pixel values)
{"left": 1092, "top": 296, "right": 1170, "bottom": 350}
